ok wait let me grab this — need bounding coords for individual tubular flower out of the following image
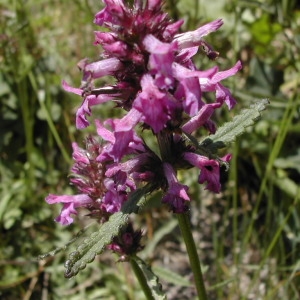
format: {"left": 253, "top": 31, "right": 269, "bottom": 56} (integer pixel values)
{"left": 183, "top": 152, "right": 232, "bottom": 193}
{"left": 174, "top": 19, "right": 223, "bottom": 49}
{"left": 143, "top": 34, "right": 178, "bottom": 89}
{"left": 95, "top": 111, "right": 144, "bottom": 162}
{"left": 199, "top": 60, "right": 243, "bottom": 109}
{"left": 162, "top": 162, "right": 190, "bottom": 213}
{"left": 133, "top": 74, "right": 177, "bottom": 133}
{"left": 62, "top": 80, "right": 120, "bottom": 129}
{"left": 181, "top": 102, "right": 222, "bottom": 134}
{"left": 45, "top": 194, "right": 93, "bottom": 226}
{"left": 171, "top": 63, "right": 218, "bottom": 117}
{"left": 80, "top": 57, "right": 123, "bottom": 83}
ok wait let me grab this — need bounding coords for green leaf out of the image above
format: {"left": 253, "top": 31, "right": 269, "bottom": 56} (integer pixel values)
{"left": 274, "top": 153, "right": 300, "bottom": 173}
{"left": 152, "top": 265, "right": 193, "bottom": 287}
{"left": 200, "top": 99, "right": 270, "bottom": 154}
{"left": 141, "top": 218, "right": 178, "bottom": 258}
{"left": 63, "top": 186, "right": 151, "bottom": 278}
{"left": 273, "top": 172, "right": 299, "bottom": 199}
{"left": 132, "top": 256, "right": 167, "bottom": 300}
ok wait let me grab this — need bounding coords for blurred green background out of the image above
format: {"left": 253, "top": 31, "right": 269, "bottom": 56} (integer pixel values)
{"left": 1, "top": 0, "right": 300, "bottom": 299}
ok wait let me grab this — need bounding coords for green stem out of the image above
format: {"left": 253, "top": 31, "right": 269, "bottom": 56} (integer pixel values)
{"left": 177, "top": 213, "right": 208, "bottom": 300}
{"left": 130, "top": 257, "right": 154, "bottom": 300}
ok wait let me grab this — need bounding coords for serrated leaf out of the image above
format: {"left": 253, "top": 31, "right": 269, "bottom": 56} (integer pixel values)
{"left": 200, "top": 99, "right": 269, "bottom": 153}
{"left": 64, "top": 185, "right": 151, "bottom": 278}
{"left": 132, "top": 256, "right": 167, "bottom": 300}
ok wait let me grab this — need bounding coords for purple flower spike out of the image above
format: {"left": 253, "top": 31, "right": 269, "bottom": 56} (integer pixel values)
{"left": 162, "top": 163, "right": 190, "bottom": 213}
{"left": 45, "top": 136, "right": 141, "bottom": 225}
{"left": 55, "top": 0, "right": 243, "bottom": 227}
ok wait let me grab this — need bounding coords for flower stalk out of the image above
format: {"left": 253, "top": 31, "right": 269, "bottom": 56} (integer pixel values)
{"left": 177, "top": 212, "right": 208, "bottom": 300}
{"left": 130, "top": 256, "right": 155, "bottom": 300}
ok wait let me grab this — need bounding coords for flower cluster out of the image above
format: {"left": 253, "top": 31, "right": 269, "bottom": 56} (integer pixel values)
{"left": 47, "top": 0, "right": 241, "bottom": 226}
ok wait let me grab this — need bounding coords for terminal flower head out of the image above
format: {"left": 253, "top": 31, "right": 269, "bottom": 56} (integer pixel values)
{"left": 64, "top": 0, "right": 241, "bottom": 134}
{"left": 57, "top": 0, "right": 242, "bottom": 220}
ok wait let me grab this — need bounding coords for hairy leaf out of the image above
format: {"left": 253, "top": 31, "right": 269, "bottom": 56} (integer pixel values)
{"left": 64, "top": 185, "right": 151, "bottom": 278}
{"left": 200, "top": 99, "right": 269, "bottom": 153}
{"left": 132, "top": 256, "right": 167, "bottom": 300}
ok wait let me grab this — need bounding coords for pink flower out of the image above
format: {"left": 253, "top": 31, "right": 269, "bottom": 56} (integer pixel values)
{"left": 183, "top": 153, "right": 232, "bottom": 193}
{"left": 182, "top": 102, "right": 222, "bottom": 134}
{"left": 62, "top": 80, "right": 117, "bottom": 129}
{"left": 46, "top": 194, "right": 93, "bottom": 225}
{"left": 162, "top": 163, "right": 190, "bottom": 213}
{"left": 175, "top": 19, "right": 223, "bottom": 49}
{"left": 183, "top": 152, "right": 222, "bottom": 193}
{"left": 95, "top": 110, "right": 144, "bottom": 162}
{"left": 82, "top": 57, "right": 123, "bottom": 81}
{"left": 199, "top": 60, "right": 242, "bottom": 109}
{"left": 133, "top": 74, "right": 176, "bottom": 133}
{"left": 94, "top": 0, "right": 127, "bottom": 27}
{"left": 143, "top": 34, "right": 178, "bottom": 89}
